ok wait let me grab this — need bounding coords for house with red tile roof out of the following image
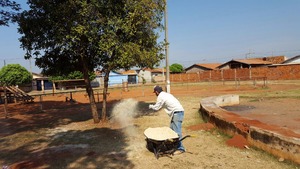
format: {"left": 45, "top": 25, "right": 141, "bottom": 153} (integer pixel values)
{"left": 281, "top": 55, "right": 300, "bottom": 64}
{"left": 217, "top": 56, "right": 286, "bottom": 69}
{"left": 218, "top": 58, "right": 272, "bottom": 69}
{"left": 185, "top": 63, "right": 221, "bottom": 73}
{"left": 254, "top": 55, "right": 286, "bottom": 64}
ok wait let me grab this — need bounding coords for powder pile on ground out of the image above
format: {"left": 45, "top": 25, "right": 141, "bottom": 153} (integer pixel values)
{"left": 144, "top": 127, "right": 179, "bottom": 141}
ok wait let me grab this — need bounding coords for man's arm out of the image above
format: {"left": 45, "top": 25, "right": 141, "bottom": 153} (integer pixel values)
{"left": 149, "top": 96, "right": 164, "bottom": 111}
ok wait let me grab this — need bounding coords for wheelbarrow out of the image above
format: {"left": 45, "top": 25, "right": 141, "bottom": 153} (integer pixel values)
{"left": 144, "top": 127, "right": 190, "bottom": 159}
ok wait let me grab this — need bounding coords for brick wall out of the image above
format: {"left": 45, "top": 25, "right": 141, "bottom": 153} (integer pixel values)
{"left": 170, "top": 64, "right": 300, "bottom": 82}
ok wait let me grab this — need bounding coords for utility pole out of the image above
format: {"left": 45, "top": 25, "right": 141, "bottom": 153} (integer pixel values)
{"left": 29, "top": 58, "right": 34, "bottom": 91}
{"left": 29, "top": 58, "right": 32, "bottom": 73}
{"left": 164, "top": 0, "right": 170, "bottom": 93}
{"left": 245, "top": 49, "right": 254, "bottom": 59}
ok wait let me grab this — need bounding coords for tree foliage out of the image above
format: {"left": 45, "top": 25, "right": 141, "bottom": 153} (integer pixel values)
{"left": 0, "top": 64, "right": 32, "bottom": 86}
{"left": 18, "top": 0, "right": 95, "bottom": 76}
{"left": 91, "top": 0, "right": 165, "bottom": 121}
{"left": 18, "top": 0, "right": 164, "bottom": 76}
{"left": 0, "top": 0, "right": 21, "bottom": 26}
{"left": 170, "top": 63, "right": 184, "bottom": 73}
{"left": 49, "top": 71, "right": 96, "bottom": 81}
{"left": 17, "top": 0, "right": 165, "bottom": 122}
{"left": 96, "top": 0, "right": 165, "bottom": 70}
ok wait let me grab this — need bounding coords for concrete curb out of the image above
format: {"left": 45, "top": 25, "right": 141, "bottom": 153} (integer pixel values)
{"left": 200, "top": 94, "right": 300, "bottom": 164}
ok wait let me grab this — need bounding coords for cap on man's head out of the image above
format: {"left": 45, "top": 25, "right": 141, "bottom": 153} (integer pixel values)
{"left": 153, "top": 85, "right": 163, "bottom": 93}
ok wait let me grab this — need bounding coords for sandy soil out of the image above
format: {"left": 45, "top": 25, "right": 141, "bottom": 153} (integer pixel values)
{"left": 0, "top": 83, "right": 299, "bottom": 169}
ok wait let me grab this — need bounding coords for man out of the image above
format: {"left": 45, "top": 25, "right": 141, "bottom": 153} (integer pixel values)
{"left": 149, "top": 85, "right": 185, "bottom": 154}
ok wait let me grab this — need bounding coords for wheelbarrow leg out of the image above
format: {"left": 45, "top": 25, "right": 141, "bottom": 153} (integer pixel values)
{"left": 154, "top": 147, "right": 159, "bottom": 159}
{"left": 151, "top": 142, "right": 160, "bottom": 159}
{"left": 154, "top": 142, "right": 170, "bottom": 159}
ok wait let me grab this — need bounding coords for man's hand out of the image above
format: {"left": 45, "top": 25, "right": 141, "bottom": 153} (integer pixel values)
{"left": 149, "top": 104, "right": 154, "bottom": 109}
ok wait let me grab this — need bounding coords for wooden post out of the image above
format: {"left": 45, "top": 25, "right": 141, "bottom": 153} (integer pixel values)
{"left": 14, "top": 90, "right": 17, "bottom": 103}
{"left": 264, "top": 77, "right": 267, "bottom": 88}
{"left": 234, "top": 69, "right": 236, "bottom": 81}
{"left": 187, "top": 74, "right": 189, "bottom": 90}
{"left": 142, "top": 84, "right": 145, "bottom": 97}
{"left": 221, "top": 70, "right": 224, "bottom": 85}
{"left": 235, "top": 69, "right": 237, "bottom": 88}
{"left": 52, "top": 81, "right": 56, "bottom": 96}
{"left": 120, "top": 87, "right": 122, "bottom": 98}
{"left": 39, "top": 95, "right": 43, "bottom": 111}
{"left": 249, "top": 66, "right": 252, "bottom": 80}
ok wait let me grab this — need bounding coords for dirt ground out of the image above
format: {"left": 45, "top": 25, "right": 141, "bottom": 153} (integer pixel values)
{"left": 0, "top": 82, "right": 300, "bottom": 169}
{"left": 223, "top": 97, "right": 300, "bottom": 135}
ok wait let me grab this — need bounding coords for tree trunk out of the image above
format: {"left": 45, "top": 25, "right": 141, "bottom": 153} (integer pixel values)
{"left": 101, "top": 68, "right": 110, "bottom": 122}
{"left": 81, "top": 56, "right": 100, "bottom": 123}
{"left": 4, "top": 86, "right": 8, "bottom": 118}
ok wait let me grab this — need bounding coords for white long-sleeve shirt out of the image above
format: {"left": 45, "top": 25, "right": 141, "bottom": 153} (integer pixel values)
{"left": 150, "top": 91, "right": 184, "bottom": 117}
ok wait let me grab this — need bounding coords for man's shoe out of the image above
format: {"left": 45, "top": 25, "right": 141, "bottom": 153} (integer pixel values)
{"left": 173, "top": 150, "right": 184, "bottom": 155}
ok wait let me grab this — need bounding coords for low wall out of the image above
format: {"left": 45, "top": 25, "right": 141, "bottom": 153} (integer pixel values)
{"left": 171, "top": 64, "right": 300, "bottom": 82}
{"left": 200, "top": 95, "right": 300, "bottom": 164}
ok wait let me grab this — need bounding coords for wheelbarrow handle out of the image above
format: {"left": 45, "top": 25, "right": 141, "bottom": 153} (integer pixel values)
{"left": 179, "top": 135, "right": 191, "bottom": 142}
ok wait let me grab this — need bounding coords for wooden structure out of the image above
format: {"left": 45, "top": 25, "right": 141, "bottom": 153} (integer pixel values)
{"left": 0, "top": 86, "right": 34, "bottom": 104}
{"left": 52, "top": 79, "right": 86, "bottom": 92}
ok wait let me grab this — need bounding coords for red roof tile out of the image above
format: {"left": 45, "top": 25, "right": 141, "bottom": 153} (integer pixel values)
{"left": 195, "top": 63, "right": 221, "bottom": 69}
{"left": 122, "top": 70, "right": 137, "bottom": 75}
{"left": 233, "top": 59, "right": 272, "bottom": 65}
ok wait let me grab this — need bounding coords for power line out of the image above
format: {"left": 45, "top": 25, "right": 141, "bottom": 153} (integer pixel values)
{"left": 0, "top": 57, "right": 25, "bottom": 61}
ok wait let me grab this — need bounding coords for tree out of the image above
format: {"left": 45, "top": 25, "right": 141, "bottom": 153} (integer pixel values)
{"left": 0, "top": 64, "right": 30, "bottom": 119}
{"left": 0, "top": 64, "right": 32, "bottom": 86}
{"left": 94, "top": 0, "right": 165, "bottom": 121}
{"left": 17, "top": 0, "right": 165, "bottom": 123}
{"left": 0, "top": 0, "right": 21, "bottom": 26}
{"left": 170, "top": 63, "right": 184, "bottom": 73}
{"left": 18, "top": 0, "right": 101, "bottom": 123}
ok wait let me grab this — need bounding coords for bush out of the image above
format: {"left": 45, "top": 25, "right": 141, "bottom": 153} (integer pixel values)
{"left": 170, "top": 63, "right": 184, "bottom": 73}
{"left": 0, "top": 64, "right": 32, "bottom": 86}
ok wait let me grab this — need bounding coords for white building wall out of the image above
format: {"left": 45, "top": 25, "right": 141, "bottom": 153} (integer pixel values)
{"left": 138, "top": 70, "right": 152, "bottom": 83}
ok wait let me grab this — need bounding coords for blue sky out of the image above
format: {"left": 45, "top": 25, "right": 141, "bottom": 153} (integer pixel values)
{"left": 1, "top": 0, "right": 300, "bottom": 73}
